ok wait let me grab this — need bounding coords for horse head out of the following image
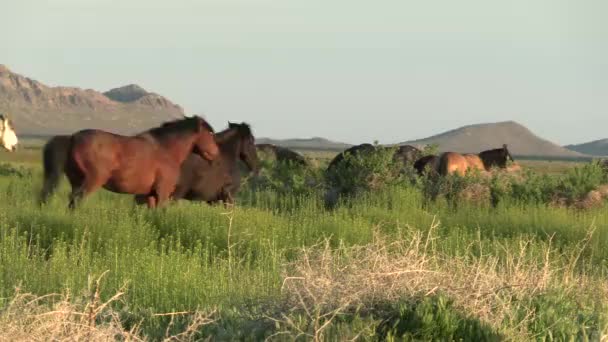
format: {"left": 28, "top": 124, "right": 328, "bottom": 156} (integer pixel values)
{"left": 228, "top": 121, "right": 260, "bottom": 174}
{"left": 502, "top": 144, "right": 514, "bottom": 163}
{"left": 191, "top": 116, "right": 220, "bottom": 161}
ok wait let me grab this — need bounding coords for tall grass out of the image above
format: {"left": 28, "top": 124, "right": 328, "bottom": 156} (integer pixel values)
{"left": 0, "top": 164, "right": 607, "bottom": 340}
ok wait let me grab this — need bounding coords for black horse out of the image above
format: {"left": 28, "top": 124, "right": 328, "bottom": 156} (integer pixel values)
{"left": 135, "top": 122, "right": 259, "bottom": 206}
{"left": 414, "top": 155, "right": 440, "bottom": 176}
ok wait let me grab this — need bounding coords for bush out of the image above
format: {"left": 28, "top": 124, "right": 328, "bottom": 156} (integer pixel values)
{"left": 245, "top": 157, "right": 322, "bottom": 196}
{"left": 325, "top": 144, "right": 406, "bottom": 199}
{"left": 376, "top": 296, "right": 501, "bottom": 341}
{"left": 419, "top": 168, "right": 489, "bottom": 207}
{"left": 492, "top": 162, "right": 608, "bottom": 207}
{"left": 557, "top": 161, "right": 608, "bottom": 202}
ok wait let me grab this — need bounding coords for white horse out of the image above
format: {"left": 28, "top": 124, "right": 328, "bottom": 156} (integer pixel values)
{"left": 0, "top": 115, "right": 18, "bottom": 151}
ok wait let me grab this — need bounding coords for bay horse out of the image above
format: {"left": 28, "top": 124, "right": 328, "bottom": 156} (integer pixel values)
{"left": 0, "top": 114, "right": 18, "bottom": 151}
{"left": 135, "top": 122, "right": 259, "bottom": 206}
{"left": 39, "top": 116, "right": 219, "bottom": 209}
{"left": 438, "top": 144, "right": 514, "bottom": 176}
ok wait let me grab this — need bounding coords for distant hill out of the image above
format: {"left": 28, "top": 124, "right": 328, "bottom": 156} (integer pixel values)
{"left": 0, "top": 64, "right": 184, "bottom": 135}
{"left": 565, "top": 139, "right": 608, "bottom": 157}
{"left": 256, "top": 137, "right": 352, "bottom": 151}
{"left": 401, "top": 121, "right": 587, "bottom": 158}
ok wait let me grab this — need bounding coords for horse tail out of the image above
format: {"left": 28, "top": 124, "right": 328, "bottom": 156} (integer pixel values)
{"left": 40, "top": 135, "right": 71, "bottom": 204}
{"left": 438, "top": 153, "right": 450, "bottom": 176}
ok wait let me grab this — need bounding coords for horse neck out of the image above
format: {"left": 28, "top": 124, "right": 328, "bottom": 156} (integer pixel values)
{"left": 478, "top": 151, "right": 501, "bottom": 168}
{"left": 156, "top": 134, "right": 199, "bottom": 164}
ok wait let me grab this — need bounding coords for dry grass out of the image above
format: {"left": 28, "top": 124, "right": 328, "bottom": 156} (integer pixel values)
{"left": 0, "top": 272, "right": 216, "bottom": 342}
{"left": 276, "top": 220, "right": 608, "bottom": 340}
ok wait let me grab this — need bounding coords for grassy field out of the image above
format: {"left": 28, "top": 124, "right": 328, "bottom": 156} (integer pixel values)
{"left": 0, "top": 149, "right": 607, "bottom": 340}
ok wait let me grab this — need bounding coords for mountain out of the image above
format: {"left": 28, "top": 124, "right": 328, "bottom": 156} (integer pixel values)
{"left": 0, "top": 64, "right": 184, "bottom": 135}
{"left": 565, "top": 139, "right": 608, "bottom": 157}
{"left": 256, "top": 137, "right": 352, "bottom": 151}
{"left": 400, "top": 121, "right": 587, "bottom": 158}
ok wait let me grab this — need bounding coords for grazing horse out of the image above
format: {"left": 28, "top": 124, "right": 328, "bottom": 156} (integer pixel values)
{"left": 40, "top": 116, "right": 219, "bottom": 209}
{"left": 256, "top": 143, "right": 308, "bottom": 166}
{"left": 414, "top": 155, "right": 440, "bottom": 176}
{"left": 438, "top": 144, "right": 514, "bottom": 176}
{"left": 0, "top": 114, "right": 18, "bottom": 151}
{"left": 393, "top": 145, "right": 422, "bottom": 170}
{"left": 135, "top": 122, "right": 259, "bottom": 206}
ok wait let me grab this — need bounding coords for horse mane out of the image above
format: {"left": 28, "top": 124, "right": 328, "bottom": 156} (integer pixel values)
{"left": 146, "top": 116, "right": 214, "bottom": 138}
{"left": 228, "top": 122, "right": 253, "bottom": 138}
{"left": 479, "top": 147, "right": 506, "bottom": 155}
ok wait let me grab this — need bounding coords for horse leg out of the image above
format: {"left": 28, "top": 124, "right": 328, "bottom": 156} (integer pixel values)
{"left": 68, "top": 173, "right": 104, "bottom": 210}
{"left": 145, "top": 195, "right": 158, "bottom": 209}
{"left": 68, "top": 186, "right": 85, "bottom": 210}
{"left": 148, "top": 172, "right": 174, "bottom": 209}
{"left": 134, "top": 194, "right": 148, "bottom": 206}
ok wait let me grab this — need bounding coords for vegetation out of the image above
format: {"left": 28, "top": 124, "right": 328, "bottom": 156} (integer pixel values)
{"left": 0, "top": 151, "right": 607, "bottom": 340}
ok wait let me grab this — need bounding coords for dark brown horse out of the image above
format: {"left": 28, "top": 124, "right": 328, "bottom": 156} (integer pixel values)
{"left": 393, "top": 145, "right": 422, "bottom": 170}
{"left": 40, "top": 116, "right": 219, "bottom": 209}
{"left": 438, "top": 144, "right": 514, "bottom": 176}
{"left": 135, "top": 122, "right": 259, "bottom": 206}
{"left": 256, "top": 143, "right": 309, "bottom": 166}
{"left": 414, "top": 155, "right": 440, "bottom": 176}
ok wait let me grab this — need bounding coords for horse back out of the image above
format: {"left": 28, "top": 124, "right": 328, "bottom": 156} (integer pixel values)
{"left": 463, "top": 154, "right": 485, "bottom": 171}
{"left": 439, "top": 152, "right": 466, "bottom": 175}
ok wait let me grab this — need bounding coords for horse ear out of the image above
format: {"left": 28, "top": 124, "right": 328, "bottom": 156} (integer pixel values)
{"left": 503, "top": 144, "right": 508, "bottom": 149}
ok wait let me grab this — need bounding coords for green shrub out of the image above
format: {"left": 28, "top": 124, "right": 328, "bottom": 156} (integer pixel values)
{"left": 245, "top": 158, "right": 322, "bottom": 197}
{"left": 325, "top": 144, "right": 406, "bottom": 198}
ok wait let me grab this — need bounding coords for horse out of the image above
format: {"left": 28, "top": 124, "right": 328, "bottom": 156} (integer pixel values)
{"left": 393, "top": 145, "right": 422, "bottom": 170}
{"left": 39, "top": 116, "right": 219, "bottom": 209}
{"left": 256, "top": 143, "right": 309, "bottom": 166}
{"left": 414, "top": 155, "right": 440, "bottom": 176}
{"left": 438, "top": 144, "right": 514, "bottom": 176}
{"left": 0, "top": 114, "right": 18, "bottom": 151}
{"left": 135, "top": 122, "right": 259, "bottom": 206}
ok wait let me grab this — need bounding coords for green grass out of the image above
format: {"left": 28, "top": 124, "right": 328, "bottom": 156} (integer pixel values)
{"left": 0, "top": 160, "right": 607, "bottom": 340}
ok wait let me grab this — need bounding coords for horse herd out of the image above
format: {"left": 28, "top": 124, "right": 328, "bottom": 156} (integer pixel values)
{"left": 0, "top": 114, "right": 516, "bottom": 210}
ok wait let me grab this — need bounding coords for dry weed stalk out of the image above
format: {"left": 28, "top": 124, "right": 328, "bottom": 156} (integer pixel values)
{"left": 0, "top": 272, "right": 217, "bottom": 342}
{"left": 0, "top": 271, "right": 139, "bottom": 342}
{"left": 276, "top": 219, "right": 606, "bottom": 340}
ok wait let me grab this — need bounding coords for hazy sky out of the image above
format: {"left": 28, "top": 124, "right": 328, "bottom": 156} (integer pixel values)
{"left": 2, "top": 0, "right": 607, "bottom": 145}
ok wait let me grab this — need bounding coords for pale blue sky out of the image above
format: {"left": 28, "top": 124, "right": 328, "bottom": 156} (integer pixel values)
{"left": 2, "top": 0, "right": 607, "bottom": 145}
